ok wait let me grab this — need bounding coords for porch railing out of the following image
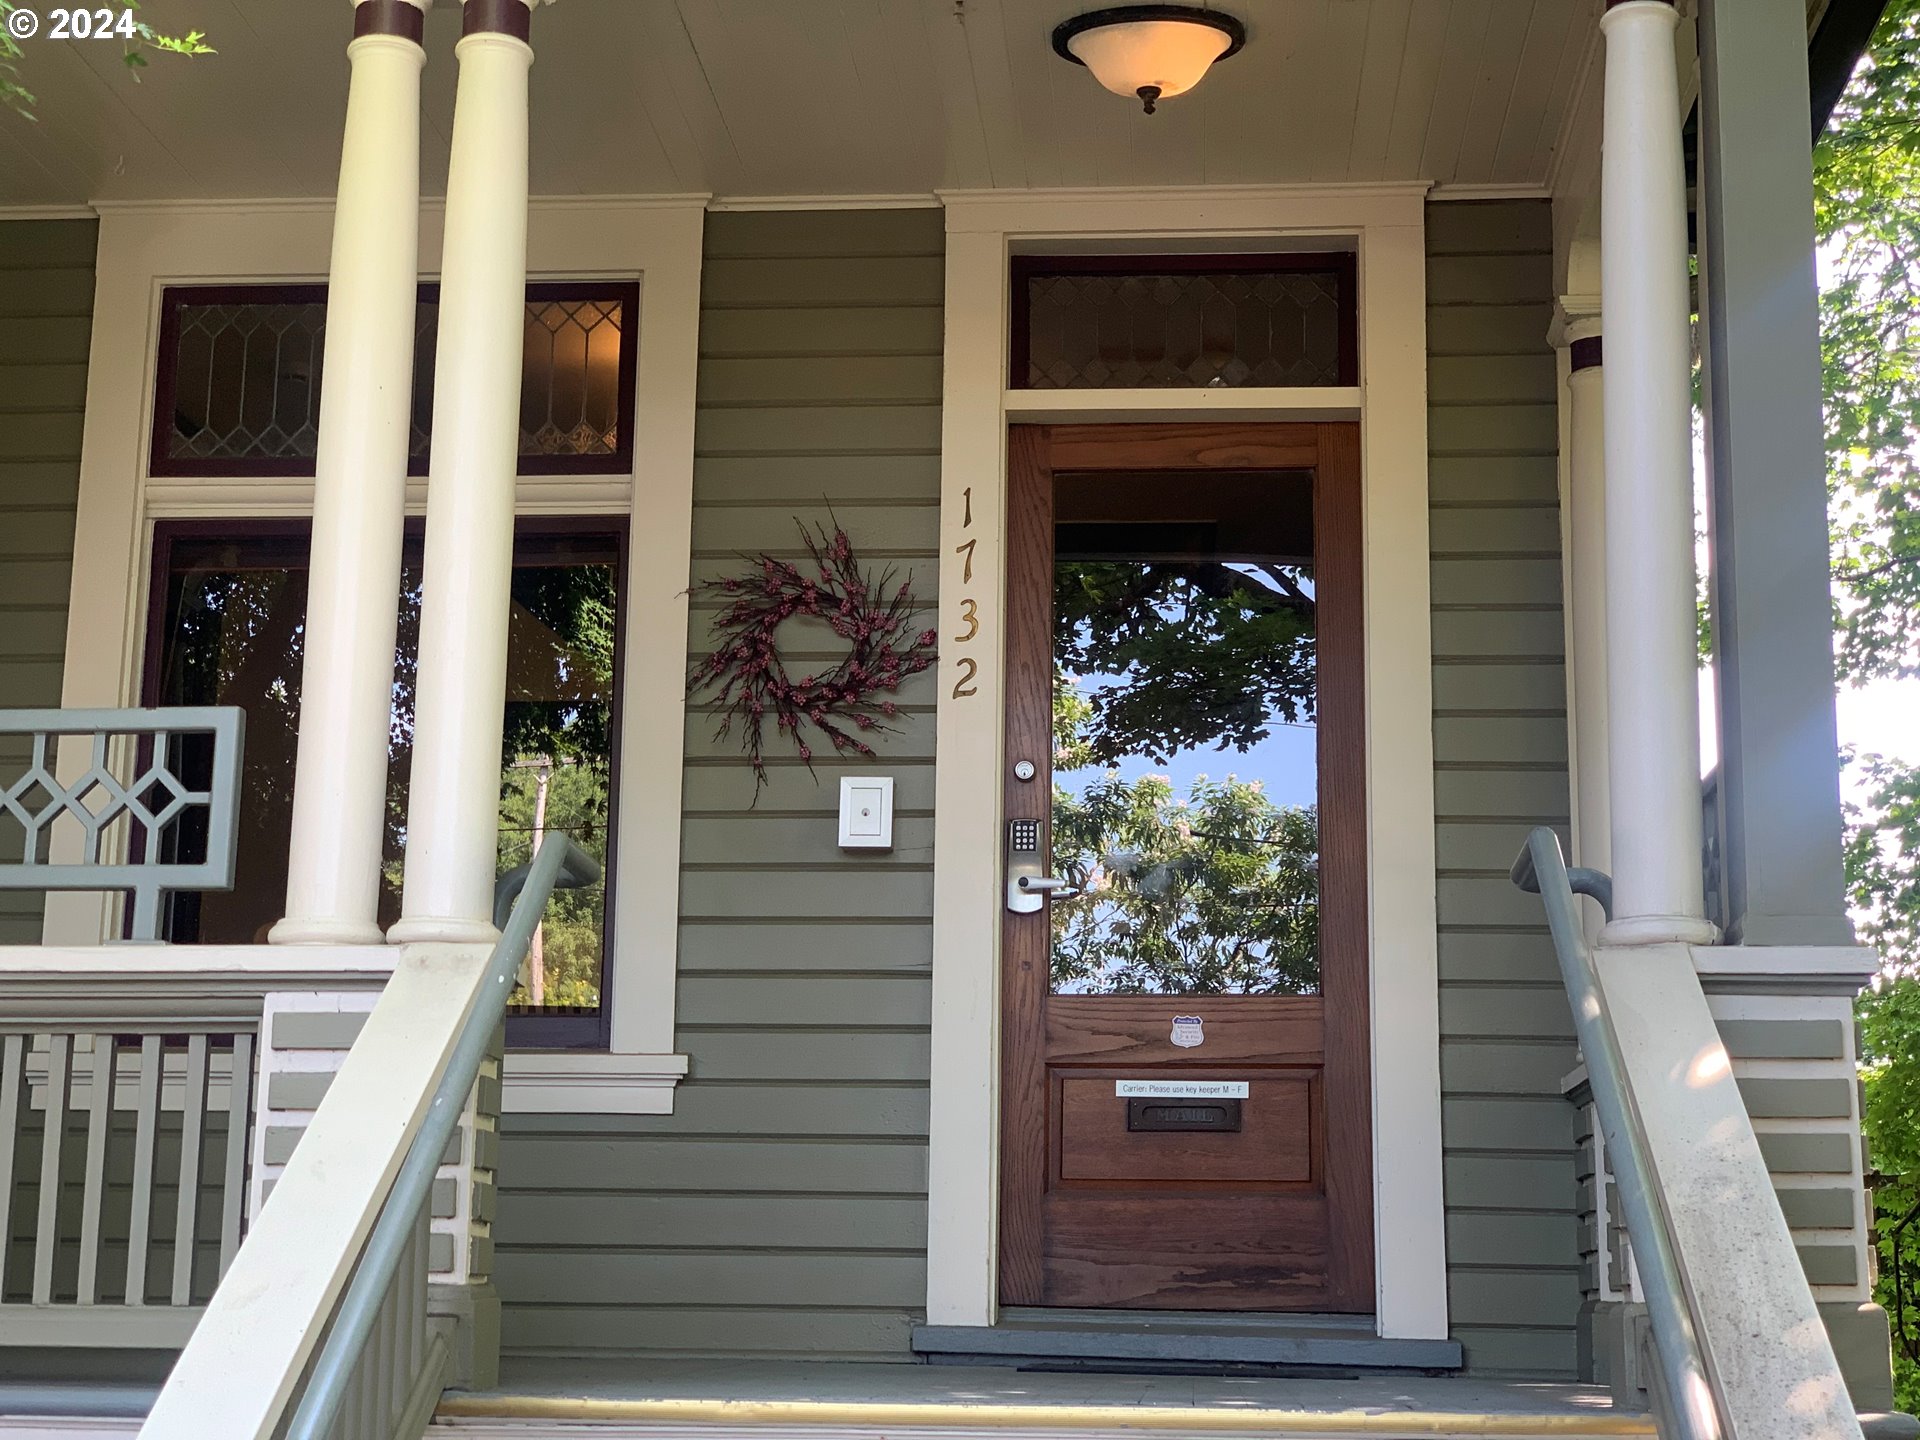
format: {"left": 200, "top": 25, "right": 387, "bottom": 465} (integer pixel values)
{"left": 140, "top": 832, "right": 599, "bottom": 1440}
{"left": 0, "top": 707, "right": 245, "bottom": 941}
{"left": 0, "top": 1014, "right": 254, "bottom": 1347}
{"left": 1511, "top": 829, "right": 1720, "bottom": 1440}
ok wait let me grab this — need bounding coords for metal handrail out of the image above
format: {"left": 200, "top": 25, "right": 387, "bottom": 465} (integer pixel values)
{"left": 284, "top": 833, "right": 602, "bottom": 1440}
{"left": 1510, "top": 827, "right": 1723, "bottom": 1440}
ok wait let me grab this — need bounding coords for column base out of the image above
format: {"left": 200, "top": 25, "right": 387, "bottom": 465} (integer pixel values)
{"left": 429, "top": 1279, "right": 501, "bottom": 1391}
{"left": 268, "top": 915, "right": 388, "bottom": 946}
{"left": 1822, "top": 1301, "right": 1900, "bottom": 1416}
{"left": 1600, "top": 913, "right": 1720, "bottom": 947}
{"left": 1577, "top": 1298, "right": 1653, "bottom": 1405}
{"left": 388, "top": 915, "right": 501, "bottom": 945}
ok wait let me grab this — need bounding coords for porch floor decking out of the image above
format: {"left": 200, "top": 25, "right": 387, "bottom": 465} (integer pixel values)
{"left": 433, "top": 1359, "right": 1648, "bottom": 1436}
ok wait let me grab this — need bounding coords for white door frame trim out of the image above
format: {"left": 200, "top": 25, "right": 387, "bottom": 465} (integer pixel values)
{"left": 924, "top": 183, "right": 1448, "bottom": 1341}
{"left": 48, "top": 196, "right": 707, "bottom": 1112}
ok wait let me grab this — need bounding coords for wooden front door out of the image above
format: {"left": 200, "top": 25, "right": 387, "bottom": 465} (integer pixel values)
{"left": 999, "top": 423, "right": 1372, "bottom": 1313}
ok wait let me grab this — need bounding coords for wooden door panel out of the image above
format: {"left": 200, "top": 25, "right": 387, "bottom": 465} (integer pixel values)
{"left": 999, "top": 423, "right": 1373, "bottom": 1313}
{"left": 1041, "top": 1193, "right": 1333, "bottom": 1310}
{"left": 1045, "top": 995, "right": 1325, "bottom": 1065}
{"left": 1057, "top": 1072, "right": 1318, "bottom": 1185}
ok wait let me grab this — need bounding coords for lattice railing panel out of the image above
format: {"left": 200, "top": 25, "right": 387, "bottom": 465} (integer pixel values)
{"left": 0, "top": 709, "right": 244, "bottom": 941}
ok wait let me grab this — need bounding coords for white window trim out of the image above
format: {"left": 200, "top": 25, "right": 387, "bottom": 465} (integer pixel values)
{"left": 924, "top": 184, "right": 1448, "bottom": 1341}
{"left": 47, "top": 196, "right": 708, "bottom": 1114}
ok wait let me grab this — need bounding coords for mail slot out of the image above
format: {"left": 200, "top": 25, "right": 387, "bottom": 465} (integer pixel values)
{"left": 1126, "top": 1098, "right": 1242, "bottom": 1133}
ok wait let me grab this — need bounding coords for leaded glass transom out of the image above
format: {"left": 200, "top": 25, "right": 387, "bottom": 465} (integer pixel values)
{"left": 1014, "top": 257, "right": 1355, "bottom": 391}
{"left": 521, "top": 297, "right": 626, "bottom": 459}
{"left": 151, "top": 281, "right": 638, "bottom": 477}
{"left": 164, "top": 297, "right": 328, "bottom": 465}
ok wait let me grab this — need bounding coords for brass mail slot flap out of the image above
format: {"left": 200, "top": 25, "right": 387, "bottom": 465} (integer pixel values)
{"left": 1127, "top": 1098, "right": 1243, "bottom": 1133}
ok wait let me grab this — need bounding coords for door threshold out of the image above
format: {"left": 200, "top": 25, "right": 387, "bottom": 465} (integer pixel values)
{"left": 911, "top": 1311, "right": 1462, "bottom": 1375}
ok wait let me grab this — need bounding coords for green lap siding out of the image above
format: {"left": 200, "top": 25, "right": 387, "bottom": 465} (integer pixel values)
{"left": 496, "top": 208, "right": 942, "bottom": 1363}
{"left": 1427, "top": 199, "right": 1579, "bottom": 1379}
{"left": 499, "top": 202, "right": 1589, "bottom": 1368}
{"left": 0, "top": 219, "right": 93, "bottom": 945}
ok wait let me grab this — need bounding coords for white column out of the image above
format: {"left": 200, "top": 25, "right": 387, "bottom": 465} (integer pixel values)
{"left": 1559, "top": 312, "right": 1610, "bottom": 940}
{"left": 389, "top": 0, "right": 536, "bottom": 945}
{"left": 1597, "top": 0, "right": 1715, "bottom": 946}
{"left": 270, "top": 0, "right": 429, "bottom": 946}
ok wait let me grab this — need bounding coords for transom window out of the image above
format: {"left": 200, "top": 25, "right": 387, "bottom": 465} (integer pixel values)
{"left": 1011, "top": 254, "right": 1357, "bottom": 390}
{"left": 149, "top": 281, "right": 639, "bottom": 479}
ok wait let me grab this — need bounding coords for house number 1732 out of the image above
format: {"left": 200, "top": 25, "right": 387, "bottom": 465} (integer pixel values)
{"left": 951, "top": 488, "right": 979, "bottom": 699}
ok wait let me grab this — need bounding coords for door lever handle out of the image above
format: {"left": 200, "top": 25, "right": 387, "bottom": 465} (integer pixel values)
{"left": 1017, "top": 875, "right": 1079, "bottom": 899}
{"left": 1007, "top": 819, "right": 1073, "bottom": 913}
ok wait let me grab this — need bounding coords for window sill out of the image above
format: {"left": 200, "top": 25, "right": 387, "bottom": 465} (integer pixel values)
{"left": 501, "top": 1052, "right": 688, "bottom": 1115}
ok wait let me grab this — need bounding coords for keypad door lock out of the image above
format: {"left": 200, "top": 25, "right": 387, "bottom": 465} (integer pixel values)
{"left": 1006, "top": 819, "right": 1077, "bottom": 913}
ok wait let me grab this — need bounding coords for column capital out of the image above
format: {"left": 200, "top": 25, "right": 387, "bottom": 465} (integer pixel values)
{"left": 352, "top": 0, "right": 429, "bottom": 43}
{"left": 1600, "top": 1, "right": 1681, "bottom": 38}
{"left": 1551, "top": 294, "right": 1603, "bottom": 350}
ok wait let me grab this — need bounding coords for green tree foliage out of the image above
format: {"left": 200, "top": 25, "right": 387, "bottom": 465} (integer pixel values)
{"left": 498, "top": 759, "right": 610, "bottom": 1010}
{"left": 1851, "top": 750, "right": 1920, "bottom": 1410}
{"left": 1050, "top": 765, "right": 1319, "bottom": 996}
{"left": 1821, "top": 0, "right": 1920, "bottom": 1403}
{"left": 1820, "top": 0, "right": 1920, "bottom": 682}
{"left": 1053, "top": 560, "right": 1314, "bottom": 765}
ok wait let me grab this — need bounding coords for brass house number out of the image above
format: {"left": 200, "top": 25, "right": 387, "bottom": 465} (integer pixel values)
{"left": 952, "top": 486, "right": 979, "bottom": 699}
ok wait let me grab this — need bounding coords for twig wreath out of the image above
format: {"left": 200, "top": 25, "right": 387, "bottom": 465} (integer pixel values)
{"left": 689, "top": 517, "right": 938, "bottom": 795}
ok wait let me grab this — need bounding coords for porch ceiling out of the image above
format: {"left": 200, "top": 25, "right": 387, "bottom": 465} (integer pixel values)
{"left": 0, "top": 0, "right": 1609, "bottom": 209}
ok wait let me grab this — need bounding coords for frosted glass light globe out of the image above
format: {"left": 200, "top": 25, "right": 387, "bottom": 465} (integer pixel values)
{"left": 1053, "top": 7, "right": 1245, "bottom": 114}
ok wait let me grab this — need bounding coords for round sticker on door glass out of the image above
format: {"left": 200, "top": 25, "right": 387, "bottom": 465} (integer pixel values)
{"left": 1170, "top": 1015, "right": 1204, "bottom": 1048}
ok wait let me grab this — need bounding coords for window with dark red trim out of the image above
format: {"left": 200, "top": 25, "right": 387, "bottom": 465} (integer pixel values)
{"left": 149, "top": 281, "right": 640, "bottom": 479}
{"left": 1010, "top": 253, "right": 1358, "bottom": 391}
{"left": 143, "top": 518, "right": 625, "bottom": 1049}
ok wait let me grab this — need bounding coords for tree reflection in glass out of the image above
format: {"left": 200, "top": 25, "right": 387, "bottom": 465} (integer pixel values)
{"left": 1049, "top": 504, "right": 1321, "bottom": 997}
{"left": 152, "top": 527, "right": 619, "bottom": 1017}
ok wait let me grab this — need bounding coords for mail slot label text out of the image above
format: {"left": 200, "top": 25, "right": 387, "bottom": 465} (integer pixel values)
{"left": 1114, "top": 1080, "right": 1250, "bottom": 1099}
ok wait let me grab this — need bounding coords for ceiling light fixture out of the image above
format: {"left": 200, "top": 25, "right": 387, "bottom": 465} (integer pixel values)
{"left": 1051, "top": 5, "right": 1246, "bottom": 115}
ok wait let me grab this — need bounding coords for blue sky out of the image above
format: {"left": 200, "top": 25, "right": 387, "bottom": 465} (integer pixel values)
{"left": 1055, "top": 670, "right": 1319, "bottom": 810}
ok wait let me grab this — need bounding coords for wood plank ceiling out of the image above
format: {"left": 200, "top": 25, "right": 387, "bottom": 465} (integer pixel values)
{"left": 0, "top": 0, "right": 1604, "bottom": 208}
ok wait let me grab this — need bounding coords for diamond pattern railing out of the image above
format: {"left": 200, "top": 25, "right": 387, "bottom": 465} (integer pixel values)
{"left": 0, "top": 709, "right": 245, "bottom": 941}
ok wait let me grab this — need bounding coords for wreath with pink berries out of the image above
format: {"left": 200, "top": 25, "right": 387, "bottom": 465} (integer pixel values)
{"left": 688, "top": 517, "right": 938, "bottom": 796}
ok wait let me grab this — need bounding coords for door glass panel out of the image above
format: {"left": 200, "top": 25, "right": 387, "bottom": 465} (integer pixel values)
{"left": 1050, "top": 469, "right": 1319, "bottom": 996}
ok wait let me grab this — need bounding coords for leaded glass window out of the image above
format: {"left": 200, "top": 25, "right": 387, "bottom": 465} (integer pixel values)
{"left": 1012, "top": 256, "right": 1356, "bottom": 390}
{"left": 151, "top": 281, "right": 638, "bottom": 477}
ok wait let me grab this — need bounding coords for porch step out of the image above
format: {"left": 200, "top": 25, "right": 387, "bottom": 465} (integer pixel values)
{"left": 912, "top": 1309, "right": 1463, "bottom": 1374}
{"left": 431, "top": 1358, "right": 1643, "bottom": 1440}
